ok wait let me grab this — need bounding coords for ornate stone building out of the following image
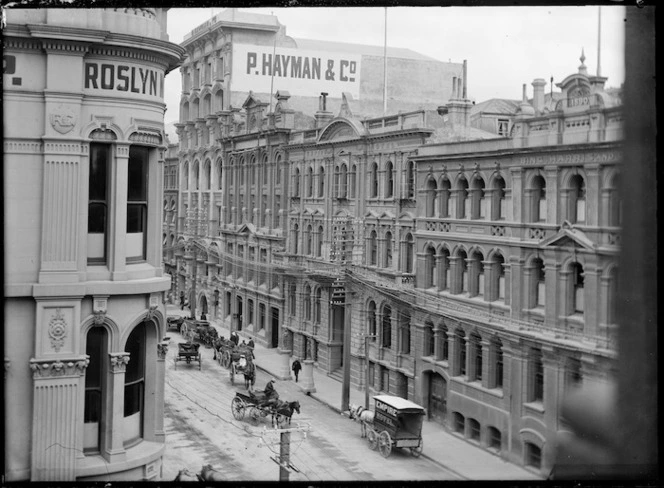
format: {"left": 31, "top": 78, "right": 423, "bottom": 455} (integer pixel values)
{"left": 3, "top": 9, "right": 184, "bottom": 481}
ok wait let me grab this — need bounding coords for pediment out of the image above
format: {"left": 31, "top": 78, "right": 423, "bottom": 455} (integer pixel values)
{"left": 242, "top": 91, "right": 266, "bottom": 110}
{"left": 540, "top": 221, "right": 595, "bottom": 251}
{"left": 237, "top": 223, "right": 256, "bottom": 235}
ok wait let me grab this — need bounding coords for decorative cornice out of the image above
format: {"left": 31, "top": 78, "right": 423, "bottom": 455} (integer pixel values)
{"left": 30, "top": 357, "right": 89, "bottom": 378}
{"left": 109, "top": 353, "right": 131, "bottom": 373}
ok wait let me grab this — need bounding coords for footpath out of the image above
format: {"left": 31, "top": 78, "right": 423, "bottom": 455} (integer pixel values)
{"left": 166, "top": 305, "right": 542, "bottom": 480}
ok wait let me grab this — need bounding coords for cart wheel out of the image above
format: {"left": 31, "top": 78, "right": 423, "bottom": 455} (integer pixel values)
{"left": 222, "top": 351, "right": 231, "bottom": 369}
{"left": 231, "top": 397, "right": 245, "bottom": 420}
{"left": 411, "top": 440, "right": 423, "bottom": 458}
{"left": 378, "top": 431, "right": 392, "bottom": 458}
{"left": 367, "top": 428, "right": 378, "bottom": 450}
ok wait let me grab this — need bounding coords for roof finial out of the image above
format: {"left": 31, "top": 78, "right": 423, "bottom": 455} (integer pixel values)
{"left": 578, "top": 48, "right": 588, "bottom": 75}
{"left": 580, "top": 48, "right": 586, "bottom": 65}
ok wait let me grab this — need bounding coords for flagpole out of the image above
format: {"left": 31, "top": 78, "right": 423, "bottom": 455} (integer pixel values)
{"left": 596, "top": 6, "right": 602, "bottom": 77}
{"left": 269, "top": 28, "right": 277, "bottom": 113}
{"left": 382, "top": 7, "right": 388, "bottom": 116}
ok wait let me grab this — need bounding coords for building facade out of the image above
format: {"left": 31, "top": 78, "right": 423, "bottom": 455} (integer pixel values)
{"left": 4, "top": 9, "right": 184, "bottom": 481}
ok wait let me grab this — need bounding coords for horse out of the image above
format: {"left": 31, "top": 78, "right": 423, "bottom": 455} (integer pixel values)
{"left": 173, "top": 467, "right": 197, "bottom": 481}
{"left": 272, "top": 400, "right": 301, "bottom": 428}
{"left": 243, "top": 359, "right": 256, "bottom": 390}
{"left": 196, "top": 464, "right": 224, "bottom": 481}
{"left": 348, "top": 403, "right": 374, "bottom": 438}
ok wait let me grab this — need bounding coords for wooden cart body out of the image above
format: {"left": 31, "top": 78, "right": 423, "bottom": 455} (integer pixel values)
{"left": 174, "top": 342, "right": 201, "bottom": 370}
{"left": 367, "top": 395, "right": 425, "bottom": 458}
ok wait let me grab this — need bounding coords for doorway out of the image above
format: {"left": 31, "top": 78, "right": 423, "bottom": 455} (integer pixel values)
{"left": 429, "top": 373, "right": 447, "bottom": 424}
{"left": 270, "top": 307, "right": 279, "bottom": 348}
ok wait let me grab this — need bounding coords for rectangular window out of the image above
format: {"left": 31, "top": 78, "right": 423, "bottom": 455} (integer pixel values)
{"left": 538, "top": 199, "right": 547, "bottom": 222}
{"left": 576, "top": 199, "right": 586, "bottom": 223}
{"left": 88, "top": 144, "right": 110, "bottom": 263}
{"left": 127, "top": 146, "right": 149, "bottom": 261}
{"left": 497, "top": 119, "right": 509, "bottom": 137}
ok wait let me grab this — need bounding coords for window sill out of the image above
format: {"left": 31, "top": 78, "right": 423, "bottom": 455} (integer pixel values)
{"left": 524, "top": 402, "right": 545, "bottom": 415}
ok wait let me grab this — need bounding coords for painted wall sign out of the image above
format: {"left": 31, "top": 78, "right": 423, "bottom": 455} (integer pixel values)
{"left": 84, "top": 61, "right": 164, "bottom": 98}
{"left": 232, "top": 44, "right": 361, "bottom": 98}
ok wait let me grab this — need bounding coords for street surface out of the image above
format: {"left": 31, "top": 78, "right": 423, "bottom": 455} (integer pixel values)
{"left": 160, "top": 330, "right": 462, "bottom": 482}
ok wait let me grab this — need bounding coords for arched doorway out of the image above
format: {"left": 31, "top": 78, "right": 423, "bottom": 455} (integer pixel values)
{"left": 428, "top": 372, "right": 447, "bottom": 424}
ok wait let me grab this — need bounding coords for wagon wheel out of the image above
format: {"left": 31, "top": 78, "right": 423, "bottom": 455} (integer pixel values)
{"left": 222, "top": 350, "right": 231, "bottom": 369}
{"left": 411, "top": 439, "right": 423, "bottom": 458}
{"left": 378, "top": 431, "right": 392, "bottom": 458}
{"left": 231, "top": 397, "right": 245, "bottom": 420}
{"left": 250, "top": 407, "right": 262, "bottom": 424}
{"left": 367, "top": 428, "right": 378, "bottom": 450}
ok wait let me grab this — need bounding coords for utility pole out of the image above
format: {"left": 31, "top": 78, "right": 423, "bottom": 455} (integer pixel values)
{"left": 364, "top": 333, "right": 376, "bottom": 410}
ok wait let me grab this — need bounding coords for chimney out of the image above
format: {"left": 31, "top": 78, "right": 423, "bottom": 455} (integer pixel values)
{"left": 451, "top": 77, "right": 457, "bottom": 99}
{"left": 462, "top": 60, "right": 467, "bottom": 99}
{"left": 314, "top": 92, "right": 333, "bottom": 128}
{"left": 457, "top": 78, "right": 462, "bottom": 101}
{"left": 532, "top": 78, "right": 546, "bottom": 114}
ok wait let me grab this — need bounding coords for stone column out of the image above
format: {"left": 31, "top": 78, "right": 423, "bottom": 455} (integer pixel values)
{"left": 481, "top": 339, "right": 491, "bottom": 389}
{"left": 299, "top": 356, "right": 316, "bottom": 394}
{"left": 30, "top": 357, "right": 89, "bottom": 481}
{"left": 544, "top": 166, "right": 559, "bottom": 224}
{"left": 105, "top": 352, "right": 130, "bottom": 462}
{"left": 110, "top": 144, "right": 130, "bottom": 281}
{"left": 278, "top": 348, "right": 293, "bottom": 380}
{"left": 154, "top": 344, "right": 168, "bottom": 443}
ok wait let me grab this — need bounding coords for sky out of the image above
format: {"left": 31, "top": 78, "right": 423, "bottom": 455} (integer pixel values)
{"left": 163, "top": 6, "right": 626, "bottom": 125}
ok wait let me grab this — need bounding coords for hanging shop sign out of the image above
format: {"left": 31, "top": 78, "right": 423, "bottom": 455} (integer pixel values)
{"left": 83, "top": 60, "right": 165, "bottom": 99}
{"left": 232, "top": 43, "right": 361, "bottom": 99}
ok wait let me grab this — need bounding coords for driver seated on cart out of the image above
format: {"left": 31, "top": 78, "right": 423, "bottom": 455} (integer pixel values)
{"left": 238, "top": 354, "right": 247, "bottom": 369}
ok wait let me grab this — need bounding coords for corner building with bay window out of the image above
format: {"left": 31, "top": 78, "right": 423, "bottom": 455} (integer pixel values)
{"left": 3, "top": 9, "right": 184, "bottom": 481}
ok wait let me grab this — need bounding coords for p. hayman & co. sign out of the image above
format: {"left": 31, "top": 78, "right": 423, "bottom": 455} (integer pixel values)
{"left": 232, "top": 44, "right": 361, "bottom": 99}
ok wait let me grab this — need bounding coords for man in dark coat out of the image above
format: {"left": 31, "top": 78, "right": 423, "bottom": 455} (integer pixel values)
{"left": 230, "top": 331, "right": 239, "bottom": 346}
{"left": 247, "top": 338, "right": 255, "bottom": 349}
{"left": 291, "top": 359, "right": 302, "bottom": 382}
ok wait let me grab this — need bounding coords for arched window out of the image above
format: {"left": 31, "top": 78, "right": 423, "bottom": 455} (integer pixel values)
{"left": 316, "top": 225, "right": 324, "bottom": 257}
{"left": 307, "top": 167, "right": 314, "bottom": 197}
{"left": 385, "top": 161, "right": 394, "bottom": 198}
{"left": 367, "top": 301, "right": 377, "bottom": 339}
{"left": 525, "top": 443, "right": 542, "bottom": 470}
{"left": 240, "top": 158, "right": 246, "bottom": 187}
{"left": 314, "top": 287, "right": 322, "bottom": 323}
{"left": 469, "top": 332, "right": 482, "bottom": 382}
{"left": 426, "top": 178, "right": 438, "bottom": 217}
{"left": 305, "top": 224, "right": 313, "bottom": 255}
{"left": 456, "top": 328, "right": 466, "bottom": 376}
{"left": 607, "top": 173, "right": 621, "bottom": 227}
{"left": 304, "top": 284, "right": 311, "bottom": 321}
{"left": 399, "top": 312, "right": 410, "bottom": 354}
{"left": 318, "top": 166, "right": 325, "bottom": 197}
{"left": 424, "top": 321, "right": 434, "bottom": 356}
{"left": 439, "top": 177, "right": 451, "bottom": 218}
{"left": 217, "top": 159, "right": 223, "bottom": 190}
{"left": 384, "top": 231, "right": 393, "bottom": 268}
{"left": 293, "top": 168, "right": 300, "bottom": 197}
{"left": 458, "top": 250, "right": 468, "bottom": 294}
{"left": 350, "top": 164, "right": 357, "bottom": 198}
{"left": 84, "top": 326, "right": 108, "bottom": 452}
{"left": 183, "top": 162, "right": 189, "bottom": 190}
{"left": 532, "top": 258, "right": 545, "bottom": 308}
{"left": 439, "top": 324, "right": 449, "bottom": 361}
{"left": 403, "top": 233, "right": 414, "bottom": 273}
{"left": 457, "top": 177, "right": 469, "bottom": 219}
{"left": 570, "top": 262, "right": 585, "bottom": 315}
{"left": 531, "top": 175, "right": 546, "bottom": 222}
{"left": 569, "top": 174, "right": 586, "bottom": 224}
{"left": 370, "top": 162, "right": 378, "bottom": 198}
{"left": 469, "top": 251, "right": 485, "bottom": 298}
{"left": 492, "top": 176, "right": 506, "bottom": 220}
{"left": 407, "top": 161, "right": 415, "bottom": 198}
{"left": 369, "top": 230, "right": 378, "bottom": 265}
{"left": 292, "top": 223, "right": 299, "bottom": 254}
{"left": 381, "top": 305, "right": 392, "bottom": 348}
{"left": 528, "top": 348, "right": 544, "bottom": 403}
{"left": 275, "top": 154, "right": 282, "bottom": 185}
{"left": 203, "top": 160, "right": 211, "bottom": 190}
{"left": 425, "top": 245, "right": 436, "bottom": 288}
{"left": 124, "top": 323, "right": 146, "bottom": 445}
{"left": 490, "top": 337, "right": 503, "bottom": 389}
{"left": 491, "top": 253, "right": 506, "bottom": 302}
{"left": 438, "top": 248, "right": 451, "bottom": 291}
{"left": 340, "top": 164, "right": 348, "bottom": 198}
{"left": 471, "top": 177, "right": 486, "bottom": 219}
{"left": 214, "top": 89, "right": 223, "bottom": 112}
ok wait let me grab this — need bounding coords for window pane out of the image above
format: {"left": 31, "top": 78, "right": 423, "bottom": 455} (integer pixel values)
{"left": 128, "top": 146, "right": 148, "bottom": 201}
{"left": 89, "top": 145, "right": 108, "bottom": 201}
{"left": 127, "top": 204, "right": 146, "bottom": 233}
{"left": 88, "top": 203, "right": 107, "bottom": 233}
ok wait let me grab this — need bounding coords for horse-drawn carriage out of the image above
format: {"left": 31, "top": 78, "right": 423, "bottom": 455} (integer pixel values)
{"left": 181, "top": 319, "right": 218, "bottom": 348}
{"left": 166, "top": 315, "right": 185, "bottom": 333}
{"left": 351, "top": 395, "right": 425, "bottom": 458}
{"left": 230, "top": 351, "right": 256, "bottom": 388}
{"left": 174, "top": 342, "right": 202, "bottom": 370}
{"left": 231, "top": 383, "right": 300, "bottom": 427}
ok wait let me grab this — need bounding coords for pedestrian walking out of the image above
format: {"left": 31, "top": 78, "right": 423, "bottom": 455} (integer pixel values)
{"left": 247, "top": 338, "right": 255, "bottom": 349}
{"left": 179, "top": 291, "right": 185, "bottom": 310}
{"left": 291, "top": 359, "right": 302, "bottom": 382}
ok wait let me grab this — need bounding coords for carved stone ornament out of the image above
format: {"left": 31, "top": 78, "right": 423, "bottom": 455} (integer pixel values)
{"left": 30, "top": 358, "right": 89, "bottom": 378}
{"left": 48, "top": 308, "right": 68, "bottom": 352}
{"left": 49, "top": 105, "right": 77, "bottom": 134}
{"left": 109, "top": 353, "right": 130, "bottom": 373}
{"left": 93, "top": 310, "right": 106, "bottom": 325}
{"left": 157, "top": 343, "right": 169, "bottom": 359}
